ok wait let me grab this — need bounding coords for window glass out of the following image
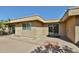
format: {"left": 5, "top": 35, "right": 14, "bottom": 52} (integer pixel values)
{"left": 22, "top": 23, "right": 32, "bottom": 30}
{"left": 22, "top": 24, "right": 26, "bottom": 30}
{"left": 48, "top": 23, "right": 59, "bottom": 33}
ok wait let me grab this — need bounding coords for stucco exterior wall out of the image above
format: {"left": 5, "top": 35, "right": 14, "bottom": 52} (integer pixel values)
{"left": 15, "top": 21, "right": 48, "bottom": 40}
{"left": 65, "top": 16, "right": 75, "bottom": 43}
{"left": 75, "top": 16, "right": 79, "bottom": 43}
{"left": 15, "top": 23, "right": 22, "bottom": 35}
{"left": 59, "top": 22, "right": 66, "bottom": 36}
{"left": 43, "top": 24, "right": 48, "bottom": 36}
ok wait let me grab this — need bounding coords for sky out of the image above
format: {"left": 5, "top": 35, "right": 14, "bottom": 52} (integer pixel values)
{"left": 0, "top": 6, "right": 70, "bottom": 20}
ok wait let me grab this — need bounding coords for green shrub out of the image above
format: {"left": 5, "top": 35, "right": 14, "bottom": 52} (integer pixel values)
{"left": 0, "top": 30, "right": 5, "bottom": 35}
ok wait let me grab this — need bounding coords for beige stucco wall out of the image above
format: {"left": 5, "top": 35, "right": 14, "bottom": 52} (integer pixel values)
{"left": 59, "top": 22, "right": 66, "bottom": 37}
{"left": 75, "top": 16, "right": 79, "bottom": 43}
{"left": 15, "top": 21, "right": 48, "bottom": 40}
{"left": 43, "top": 24, "right": 48, "bottom": 36}
{"left": 15, "top": 23, "right": 22, "bottom": 35}
{"left": 65, "top": 16, "right": 75, "bottom": 43}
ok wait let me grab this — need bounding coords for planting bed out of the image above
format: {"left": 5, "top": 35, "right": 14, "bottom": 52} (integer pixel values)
{"left": 31, "top": 44, "right": 74, "bottom": 53}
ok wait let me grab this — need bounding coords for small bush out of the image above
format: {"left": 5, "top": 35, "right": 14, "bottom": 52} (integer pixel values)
{"left": 0, "top": 30, "right": 8, "bottom": 35}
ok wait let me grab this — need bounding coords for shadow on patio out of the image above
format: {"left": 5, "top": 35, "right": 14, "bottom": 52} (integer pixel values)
{"left": 47, "top": 35, "right": 74, "bottom": 44}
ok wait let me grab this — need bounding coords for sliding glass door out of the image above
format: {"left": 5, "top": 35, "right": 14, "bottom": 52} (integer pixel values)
{"left": 48, "top": 23, "right": 59, "bottom": 36}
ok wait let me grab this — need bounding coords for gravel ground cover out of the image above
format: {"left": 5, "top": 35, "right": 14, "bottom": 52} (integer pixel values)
{"left": 0, "top": 34, "right": 79, "bottom": 53}
{"left": 31, "top": 44, "right": 74, "bottom": 53}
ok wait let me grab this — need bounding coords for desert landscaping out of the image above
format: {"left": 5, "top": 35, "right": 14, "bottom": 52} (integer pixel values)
{"left": 0, "top": 7, "right": 79, "bottom": 53}
{"left": 0, "top": 34, "right": 79, "bottom": 53}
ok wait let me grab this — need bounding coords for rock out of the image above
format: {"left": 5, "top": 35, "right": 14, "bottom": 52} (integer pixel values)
{"left": 31, "top": 44, "right": 74, "bottom": 53}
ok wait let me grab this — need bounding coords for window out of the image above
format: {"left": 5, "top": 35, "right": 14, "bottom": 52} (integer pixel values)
{"left": 48, "top": 23, "right": 59, "bottom": 33}
{"left": 53, "top": 24, "right": 59, "bottom": 33}
{"left": 48, "top": 24, "right": 54, "bottom": 32}
{"left": 49, "top": 27, "right": 53, "bottom": 32}
{"left": 22, "top": 23, "right": 32, "bottom": 30}
{"left": 26, "top": 23, "right": 32, "bottom": 30}
{"left": 22, "top": 24, "right": 26, "bottom": 30}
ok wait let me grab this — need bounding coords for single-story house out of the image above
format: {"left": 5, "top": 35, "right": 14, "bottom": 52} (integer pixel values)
{"left": 6, "top": 7, "right": 79, "bottom": 43}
